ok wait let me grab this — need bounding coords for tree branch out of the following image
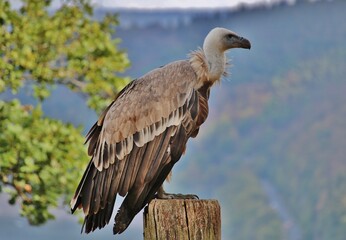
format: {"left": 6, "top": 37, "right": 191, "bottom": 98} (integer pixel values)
{"left": 1, "top": 175, "right": 32, "bottom": 204}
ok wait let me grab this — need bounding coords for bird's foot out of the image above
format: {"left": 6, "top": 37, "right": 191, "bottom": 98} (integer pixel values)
{"left": 156, "top": 189, "right": 198, "bottom": 200}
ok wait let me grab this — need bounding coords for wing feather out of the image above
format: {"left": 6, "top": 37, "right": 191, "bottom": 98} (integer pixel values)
{"left": 86, "top": 123, "right": 100, "bottom": 156}
{"left": 118, "top": 143, "right": 140, "bottom": 194}
{"left": 109, "top": 143, "right": 116, "bottom": 165}
{"left": 81, "top": 165, "right": 95, "bottom": 214}
{"left": 132, "top": 136, "right": 159, "bottom": 188}
{"left": 100, "top": 162, "right": 114, "bottom": 208}
{"left": 128, "top": 144, "right": 147, "bottom": 190}
{"left": 145, "top": 126, "right": 175, "bottom": 182}
{"left": 103, "top": 61, "right": 197, "bottom": 144}
{"left": 111, "top": 158, "right": 126, "bottom": 197}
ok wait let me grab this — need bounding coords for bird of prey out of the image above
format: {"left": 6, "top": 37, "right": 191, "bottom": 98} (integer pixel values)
{"left": 71, "top": 27, "right": 251, "bottom": 235}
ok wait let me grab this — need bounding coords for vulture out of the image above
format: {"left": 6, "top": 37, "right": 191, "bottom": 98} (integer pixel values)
{"left": 71, "top": 27, "right": 251, "bottom": 235}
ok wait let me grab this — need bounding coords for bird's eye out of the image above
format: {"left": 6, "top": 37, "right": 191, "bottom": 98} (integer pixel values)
{"left": 227, "top": 34, "right": 234, "bottom": 39}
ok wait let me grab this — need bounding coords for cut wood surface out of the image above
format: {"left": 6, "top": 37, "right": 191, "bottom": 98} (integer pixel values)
{"left": 143, "top": 199, "right": 221, "bottom": 240}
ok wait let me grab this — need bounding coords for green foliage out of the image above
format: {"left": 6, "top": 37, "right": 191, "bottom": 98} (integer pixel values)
{"left": 0, "top": 0, "right": 130, "bottom": 112}
{"left": 0, "top": 100, "right": 87, "bottom": 224}
{"left": 0, "top": 0, "right": 129, "bottom": 225}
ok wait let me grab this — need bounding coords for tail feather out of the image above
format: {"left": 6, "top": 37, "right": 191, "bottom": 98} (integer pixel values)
{"left": 71, "top": 160, "right": 118, "bottom": 234}
{"left": 113, "top": 156, "right": 174, "bottom": 234}
{"left": 71, "top": 160, "right": 94, "bottom": 213}
{"left": 82, "top": 199, "right": 116, "bottom": 233}
{"left": 113, "top": 205, "right": 134, "bottom": 234}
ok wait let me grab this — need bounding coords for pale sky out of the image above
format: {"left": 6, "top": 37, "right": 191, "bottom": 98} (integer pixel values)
{"left": 94, "top": 0, "right": 273, "bottom": 9}
{"left": 11, "top": 0, "right": 282, "bottom": 9}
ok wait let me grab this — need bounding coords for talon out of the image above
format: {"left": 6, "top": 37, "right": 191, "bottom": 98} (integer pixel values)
{"left": 156, "top": 185, "right": 199, "bottom": 200}
{"left": 157, "top": 191, "right": 199, "bottom": 200}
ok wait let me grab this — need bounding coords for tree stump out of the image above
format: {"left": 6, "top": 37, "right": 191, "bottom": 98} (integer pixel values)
{"left": 143, "top": 199, "right": 221, "bottom": 240}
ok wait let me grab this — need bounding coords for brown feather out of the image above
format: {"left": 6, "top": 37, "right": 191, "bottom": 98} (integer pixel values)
{"left": 128, "top": 145, "right": 147, "bottom": 190}
{"left": 119, "top": 144, "right": 140, "bottom": 194}
{"left": 189, "top": 49, "right": 210, "bottom": 88}
{"left": 196, "top": 94, "right": 209, "bottom": 127}
{"left": 100, "top": 163, "right": 114, "bottom": 208}
{"left": 110, "top": 158, "right": 126, "bottom": 197}
{"left": 145, "top": 126, "right": 174, "bottom": 181}
{"left": 81, "top": 167, "right": 95, "bottom": 215}
{"left": 86, "top": 123, "right": 101, "bottom": 156}
{"left": 102, "top": 61, "right": 197, "bottom": 144}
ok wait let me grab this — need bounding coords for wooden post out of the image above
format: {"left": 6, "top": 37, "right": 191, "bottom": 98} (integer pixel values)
{"left": 143, "top": 199, "right": 221, "bottom": 240}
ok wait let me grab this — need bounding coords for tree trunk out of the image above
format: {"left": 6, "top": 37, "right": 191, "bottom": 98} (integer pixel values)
{"left": 143, "top": 199, "right": 221, "bottom": 240}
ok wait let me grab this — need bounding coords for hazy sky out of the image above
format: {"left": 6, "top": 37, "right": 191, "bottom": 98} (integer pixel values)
{"left": 94, "top": 0, "right": 271, "bottom": 8}
{"left": 11, "top": 0, "right": 279, "bottom": 9}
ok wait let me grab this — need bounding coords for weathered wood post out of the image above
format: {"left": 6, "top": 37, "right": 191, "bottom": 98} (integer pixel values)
{"left": 143, "top": 199, "right": 221, "bottom": 240}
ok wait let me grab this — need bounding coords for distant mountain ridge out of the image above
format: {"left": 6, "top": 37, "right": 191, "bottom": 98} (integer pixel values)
{"left": 94, "top": 0, "right": 321, "bottom": 30}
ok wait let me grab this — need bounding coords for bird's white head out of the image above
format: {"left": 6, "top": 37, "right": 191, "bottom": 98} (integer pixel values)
{"left": 203, "top": 27, "right": 251, "bottom": 53}
{"left": 202, "top": 27, "right": 251, "bottom": 82}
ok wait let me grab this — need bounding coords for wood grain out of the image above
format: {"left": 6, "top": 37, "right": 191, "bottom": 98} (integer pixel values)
{"left": 144, "top": 199, "right": 221, "bottom": 240}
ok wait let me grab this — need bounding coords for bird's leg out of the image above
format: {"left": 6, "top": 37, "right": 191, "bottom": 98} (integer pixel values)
{"left": 156, "top": 185, "right": 199, "bottom": 199}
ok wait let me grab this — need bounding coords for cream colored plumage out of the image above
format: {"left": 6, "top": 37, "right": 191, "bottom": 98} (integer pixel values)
{"left": 71, "top": 27, "right": 251, "bottom": 235}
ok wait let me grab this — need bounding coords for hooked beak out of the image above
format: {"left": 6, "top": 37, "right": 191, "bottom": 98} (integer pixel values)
{"left": 233, "top": 36, "right": 251, "bottom": 50}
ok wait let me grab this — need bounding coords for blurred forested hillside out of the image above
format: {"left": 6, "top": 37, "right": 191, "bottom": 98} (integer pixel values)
{"left": 116, "top": 1, "right": 346, "bottom": 239}
{"left": 1, "top": 0, "right": 345, "bottom": 239}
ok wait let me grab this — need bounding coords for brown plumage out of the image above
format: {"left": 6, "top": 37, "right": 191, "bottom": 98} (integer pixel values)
{"left": 71, "top": 27, "right": 251, "bottom": 235}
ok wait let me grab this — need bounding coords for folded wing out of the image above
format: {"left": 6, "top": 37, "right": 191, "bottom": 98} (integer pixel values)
{"left": 71, "top": 60, "right": 209, "bottom": 233}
